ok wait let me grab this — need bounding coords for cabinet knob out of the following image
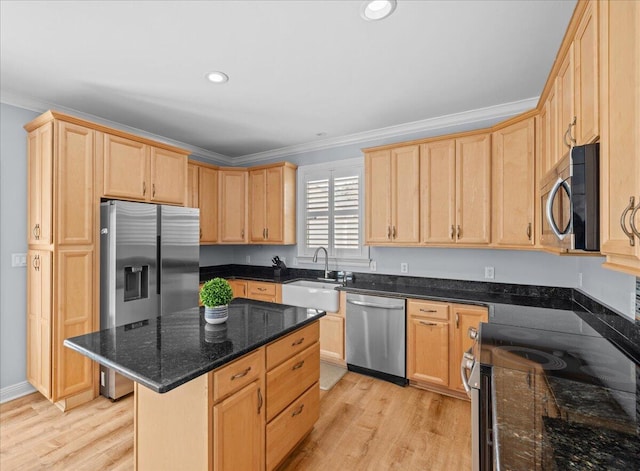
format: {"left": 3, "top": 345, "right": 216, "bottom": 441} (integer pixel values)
{"left": 620, "top": 196, "right": 636, "bottom": 246}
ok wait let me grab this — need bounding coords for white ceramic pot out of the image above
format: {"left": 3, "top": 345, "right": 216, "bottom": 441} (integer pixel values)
{"left": 204, "top": 305, "right": 229, "bottom": 324}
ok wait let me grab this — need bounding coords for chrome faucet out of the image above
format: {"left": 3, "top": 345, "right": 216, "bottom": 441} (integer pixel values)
{"left": 312, "top": 246, "right": 330, "bottom": 279}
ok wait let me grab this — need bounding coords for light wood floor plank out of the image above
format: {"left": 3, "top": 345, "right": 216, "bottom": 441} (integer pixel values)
{"left": 1, "top": 372, "right": 470, "bottom": 470}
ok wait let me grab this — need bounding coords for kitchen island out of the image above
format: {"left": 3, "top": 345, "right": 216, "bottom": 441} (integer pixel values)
{"left": 65, "top": 299, "right": 326, "bottom": 471}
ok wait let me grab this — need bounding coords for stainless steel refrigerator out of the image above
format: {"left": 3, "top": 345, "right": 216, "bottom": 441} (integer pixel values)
{"left": 99, "top": 200, "right": 200, "bottom": 399}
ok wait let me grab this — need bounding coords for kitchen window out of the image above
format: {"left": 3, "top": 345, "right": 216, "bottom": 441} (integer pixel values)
{"left": 297, "top": 158, "right": 369, "bottom": 266}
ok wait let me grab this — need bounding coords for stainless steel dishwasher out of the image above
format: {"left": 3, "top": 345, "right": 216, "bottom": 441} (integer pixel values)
{"left": 346, "top": 293, "right": 407, "bottom": 386}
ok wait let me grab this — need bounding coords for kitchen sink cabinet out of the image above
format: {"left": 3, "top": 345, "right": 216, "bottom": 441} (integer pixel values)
{"left": 187, "top": 162, "right": 219, "bottom": 244}
{"left": 101, "top": 133, "right": 187, "bottom": 205}
{"left": 365, "top": 145, "right": 420, "bottom": 245}
{"left": 420, "top": 132, "right": 491, "bottom": 246}
{"left": 406, "top": 299, "right": 487, "bottom": 397}
{"left": 319, "top": 291, "right": 346, "bottom": 365}
{"left": 599, "top": 0, "right": 640, "bottom": 275}
{"left": 249, "top": 162, "right": 297, "bottom": 245}
{"left": 218, "top": 168, "right": 248, "bottom": 244}
{"left": 491, "top": 115, "right": 536, "bottom": 247}
{"left": 25, "top": 113, "right": 98, "bottom": 410}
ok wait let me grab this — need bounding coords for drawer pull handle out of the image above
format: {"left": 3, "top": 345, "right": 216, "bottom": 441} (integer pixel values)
{"left": 143, "top": 181, "right": 146, "bottom": 195}
{"left": 419, "top": 309, "right": 437, "bottom": 313}
{"left": 257, "top": 387, "right": 263, "bottom": 415}
{"left": 291, "top": 404, "right": 305, "bottom": 417}
{"left": 620, "top": 196, "right": 635, "bottom": 246}
{"left": 152, "top": 183, "right": 156, "bottom": 197}
{"left": 257, "top": 287, "right": 267, "bottom": 291}
{"left": 33, "top": 224, "right": 41, "bottom": 239}
{"left": 526, "top": 222, "right": 532, "bottom": 240}
{"left": 292, "top": 360, "right": 305, "bottom": 371}
{"left": 457, "top": 225, "right": 461, "bottom": 239}
{"left": 419, "top": 321, "right": 438, "bottom": 326}
{"left": 231, "top": 366, "right": 251, "bottom": 380}
{"left": 291, "top": 337, "right": 304, "bottom": 346}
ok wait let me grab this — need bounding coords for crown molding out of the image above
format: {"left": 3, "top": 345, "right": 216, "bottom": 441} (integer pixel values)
{"left": 233, "top": 97, "right": 538, "bottom": 164}
{"left": 3, "top": 89, "right": 538, "bottom": 166}
{"left": 0, "top": 90, "right": 232, "bottom": 165}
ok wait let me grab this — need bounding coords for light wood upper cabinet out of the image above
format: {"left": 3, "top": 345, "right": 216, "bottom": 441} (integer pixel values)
{"left": 556, "top": 43, "right": 575, "bottom": 160}
{"left": 218, "top": 169, "right": 248, "bottom": 243}
{"left": 492, "top": 116, "right": 535, "bottom": 247}
{"left": 574, "top": 0, "right": 599, "bottom": 145}
{"left": 150, "top": 147, "right": 187, "bottom": 205}
{"left": 56, "top": 122, "right": 95, "bottom": 245}
{"left": 420, "top": 139, "right": 456, "bottom": 244}
{"left": 199, "top": 166, "right": 218, "bottom": 244}
{"left": 102, "top": 133, "right": 187, "bottom": 205}
{"left": 365, "top": 145, "right": 420, "bottom": 244}
{"left": 102, "top": 133, "right": 148, "bottom": 200}
{"left": 456, "top": 133, "right": 492, "bottom": 245}
{"left": 599, "top": 0, "right": 640, "bottom": 275}
{"left": 249, "top": 163, "right": 297, "bottom": 245}
{"left": 27, "top": 122, "right": 53, "bottom": 246}
{"left": 186, "top": 163, "right": 199, "bottom": 208}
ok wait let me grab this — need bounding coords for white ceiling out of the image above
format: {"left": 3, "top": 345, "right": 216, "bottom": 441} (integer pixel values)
{"left": 0, "top": 0, "right": 576, "bottom": 162}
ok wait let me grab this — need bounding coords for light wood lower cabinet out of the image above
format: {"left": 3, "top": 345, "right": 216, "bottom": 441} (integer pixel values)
{"left": 247, "top": 280, "right": 281, "bottom": 303}
{"left": 319, "top": 291, "right": 346, "bottom": 365}
{"left": 134, "top": 322, "right": 320, "bottom": 471}
{"left": 407, "top": 299, "right": 487, "bottom": 397}
{"left": 228, "top": 279, "right": 248, "bottom": 298}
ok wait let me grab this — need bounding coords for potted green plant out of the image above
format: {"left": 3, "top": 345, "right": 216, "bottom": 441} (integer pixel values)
{"left": 200, "top": 278, "right": 233, "bottom": 324}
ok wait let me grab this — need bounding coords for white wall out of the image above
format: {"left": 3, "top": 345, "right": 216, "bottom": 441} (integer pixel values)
{"left": 0, "top": 103, "right": 39, "bottom": 391}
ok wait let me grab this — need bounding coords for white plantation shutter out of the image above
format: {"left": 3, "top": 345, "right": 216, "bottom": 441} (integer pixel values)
{"left": 298, "top": 159, "right": 368, "bottom": 263}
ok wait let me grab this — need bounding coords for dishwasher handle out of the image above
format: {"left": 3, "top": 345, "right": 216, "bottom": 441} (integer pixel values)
{"left": 347, "top": 299, "right": 405, "bottom": 310}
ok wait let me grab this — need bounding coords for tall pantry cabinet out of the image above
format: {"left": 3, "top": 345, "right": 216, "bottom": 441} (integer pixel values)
{"left": 25, "top": 114, "right": 97, "bottom": 409}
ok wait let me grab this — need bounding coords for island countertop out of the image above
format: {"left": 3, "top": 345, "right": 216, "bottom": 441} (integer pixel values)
{"left": 64, "top": 299, "right": 325, "bottom": 393}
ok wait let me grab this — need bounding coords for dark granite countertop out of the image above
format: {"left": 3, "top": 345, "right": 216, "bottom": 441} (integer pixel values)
{"left": 64, "top": 299, "right": 325, "bottom": 393}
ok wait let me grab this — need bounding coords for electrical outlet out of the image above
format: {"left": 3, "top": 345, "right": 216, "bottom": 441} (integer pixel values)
{"left": 246, "top": 255, "right": 251, "bottom": 263}
{"left": 370, "top": 260, "right": 377, "bottom": 271}
{"left": 484, "top": 266, "right": 495, "bottom": 279}
{"left": 400, "top": 262, "right": 408, "bottom": 273}
{"left": 578, "top": 272, "right": 583, "bottom": 288}
{"left": 11, "top": 253, "right": 27, "bottom": 268}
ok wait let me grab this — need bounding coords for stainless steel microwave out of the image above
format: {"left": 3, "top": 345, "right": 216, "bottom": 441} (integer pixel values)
{"left": 540, "top": 144, "right": 600, "bottom": 251}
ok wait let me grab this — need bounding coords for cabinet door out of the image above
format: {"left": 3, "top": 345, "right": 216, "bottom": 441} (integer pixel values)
{"left": 150, "top": 147, "right": 186, "bottom": 205}
{"left": 556, "top": 44, "right": 575, "bottom": 159}
{"left": 27, "top": 250, "right": 52, "bottom": 398}
{"left": 599, "top": 0, "right": 640, "bottom": 273}
{"left": 420, "top": 139, "right": 456, "bottom": 244}
{"left": 199, "top": 166, "right": 218, "bottom": 244}
{"left": 492, "top": 117, "right": 535, "bottom": 247}
{"left": 407, "top": 315, "right": 450, "bottom": 387}
{"left": 53, "top": 248, "right": 94, "bottom": 401}
{"left": 228, "top": 280, "right": 248, "bottom": 298}
{"left": 56, "top": 121, "right": 94, "bottom": 245}
{"left": 249, "top": 169, "right": 267, "bottom": 242}
{"left": 456, "top": 134, "right": 491, "bottom": 244}
{"left": 365, "top": 150, "right": 393, "bottom": 243}
{"left": 450, "top": 304, "right": 488, "bottom": 393}
{"left": 319, "top": 315, "right": 345, "bottom": 362}
{"left": 391, "top": 145, "right": 420, "bottom": 243}
{"left": 186, "top": 163, "right": 199, "bottom": 209}
{"left": 265, "top": 166, "right": 284, "bottom": 243}
{"left": 212, "top": 379, "right": 265, "bottom": 471}
{"left": 218, "top": 170, "right": 247, "bottom": 243}
{"left": 102, "top": 134, "right": 148, "bottom": 200}
{"left": 27, "top": 123, "right": 53, "bottom": 246}
{"left": 574, "top": 0, "right": 599, "bottom": 145}
{"left": 547, "top": 81, "right": 559, "bottom": 171}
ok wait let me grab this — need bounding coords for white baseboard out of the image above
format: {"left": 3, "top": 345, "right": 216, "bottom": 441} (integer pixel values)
{"left": 0, "top": 381, "right": 37, "bottom": 404}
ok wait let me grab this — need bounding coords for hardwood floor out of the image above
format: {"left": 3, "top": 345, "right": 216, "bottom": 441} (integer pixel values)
{"left": 0, "top": 372, "right": 470, "bottom": 470}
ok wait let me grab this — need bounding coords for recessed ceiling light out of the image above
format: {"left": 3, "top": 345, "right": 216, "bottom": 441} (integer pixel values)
{"left": 360, "top": 0, "right": 397, "bottom": 21}
{"left": 206, "top": 71, "right": 229, "bottom": 84}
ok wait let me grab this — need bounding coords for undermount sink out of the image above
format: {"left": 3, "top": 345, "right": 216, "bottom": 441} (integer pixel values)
{"left": 281, "top": 280, "right": 341, "bottom": 312}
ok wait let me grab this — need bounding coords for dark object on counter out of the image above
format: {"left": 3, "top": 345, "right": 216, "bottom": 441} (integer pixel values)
{"left": 272, "top": 255, "right": 288, "bottom": 277}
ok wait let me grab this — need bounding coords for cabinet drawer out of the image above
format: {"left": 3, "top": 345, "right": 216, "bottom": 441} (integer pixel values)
{"left": 248, "top": 281, "right": 276, "bottom": 297}
{"left": 266, "top": 322, "right": 319, "bottom": 370}
{"left": 266, "top": 382, "right": 320, "bottom": 471}
{"left": 211, "top": 348, "right": 264, "bottom": 403}
{"left": 266, "top": 343, "right": 319, "bottom": 422}
{"left": 407, "top": 299, "right": 449, "bottom": 321}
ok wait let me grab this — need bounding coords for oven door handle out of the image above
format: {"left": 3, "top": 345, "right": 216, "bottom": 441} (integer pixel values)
{"left": 545, "top": 176, "right": 572, "bottom": 241}
{"left": 460, "top": 348, "right": 474, "bottom": 398}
